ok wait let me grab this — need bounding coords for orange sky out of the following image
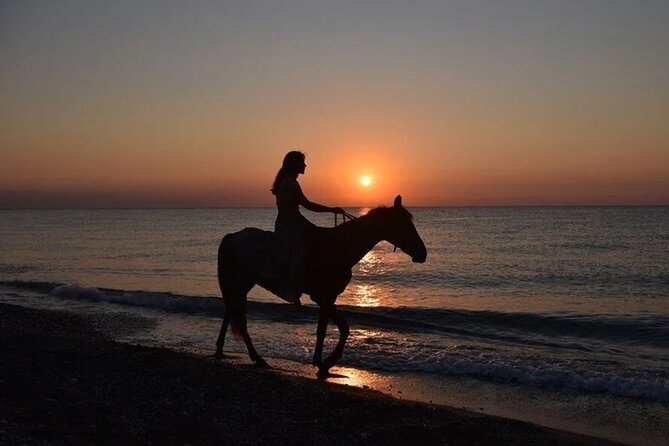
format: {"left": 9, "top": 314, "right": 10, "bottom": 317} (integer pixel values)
{"left": 1, "top": 1, "right": 668, "bottom": 208}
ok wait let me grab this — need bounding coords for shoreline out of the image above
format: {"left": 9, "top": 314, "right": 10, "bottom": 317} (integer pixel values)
{"left": 236, "top": 356, "right": 666, "bottom": 446}
{"left": 0, "top": 303, "right": 623, "bottom": 445}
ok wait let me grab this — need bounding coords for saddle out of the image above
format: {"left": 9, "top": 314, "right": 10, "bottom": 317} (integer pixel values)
{"left": 231, "top": 228, "right": 298, "bottom": 301}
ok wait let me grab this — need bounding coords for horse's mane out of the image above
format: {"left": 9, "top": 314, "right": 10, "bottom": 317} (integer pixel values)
{"left": 307, "top": 205, "right": 413, "bottom": 237}
{"left": 340, "top": 205, "right": 413, "bottom": 227}
{"left": 367, "top": 205, "right": 413, "bottom": 219}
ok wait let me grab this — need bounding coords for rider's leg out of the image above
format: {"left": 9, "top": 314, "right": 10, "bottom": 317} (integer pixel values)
{"left": 288, "top": 242, "right": 304, "bottom": 305}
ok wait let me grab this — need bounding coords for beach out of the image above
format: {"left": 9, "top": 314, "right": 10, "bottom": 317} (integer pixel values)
{"left": 0, "top": 303, "right": 625, "bottom": 446}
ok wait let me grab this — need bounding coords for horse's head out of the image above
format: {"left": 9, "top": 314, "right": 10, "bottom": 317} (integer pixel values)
{"left": 383, "top": 195, "right": 427, "bottom": 263}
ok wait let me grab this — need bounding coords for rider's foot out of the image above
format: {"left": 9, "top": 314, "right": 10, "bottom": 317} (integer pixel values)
{"left": 286, "top": 287, "right": 302, "bottom": 306}
{"left": 278, "top": 288, "right": 302, "bottom": 306}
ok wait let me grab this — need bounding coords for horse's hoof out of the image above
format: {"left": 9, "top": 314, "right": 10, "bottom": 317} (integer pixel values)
{"left": 254, "top": 358, "right": 270, "bottom": 369}
{"left": 317, "top": 368, "right": 331, "bottom": 379}
{"left": 321, "top": 356, "right": 336, "bottom": 370}
{"left": 211, "top": 352, "right": 224, "bottom": 359}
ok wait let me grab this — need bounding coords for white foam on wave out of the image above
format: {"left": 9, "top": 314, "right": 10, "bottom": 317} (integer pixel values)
{"left": 50, "top": 284, "right": 224, "bottom": 313}
{"left": 52, "top": 284, "right": 105, "bottom": 300}
{"left": 340, "top": 335, "right": 669, "bottom": 403}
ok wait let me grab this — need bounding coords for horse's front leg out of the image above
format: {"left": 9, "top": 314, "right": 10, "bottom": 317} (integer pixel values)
{"left": 319, "top": 305, "right": 349, "bottom": 377}
{"left": 313, "top": 305, "right": 330, "bottom": 367}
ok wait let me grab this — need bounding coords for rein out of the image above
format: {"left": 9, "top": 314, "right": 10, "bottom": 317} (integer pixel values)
{"left": 334, "top": 210, "right": 357, "bottom": 226}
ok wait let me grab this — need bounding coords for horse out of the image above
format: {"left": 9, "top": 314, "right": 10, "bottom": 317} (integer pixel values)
{"left": 214, "top": 195, "right": 427, "bottom": 377}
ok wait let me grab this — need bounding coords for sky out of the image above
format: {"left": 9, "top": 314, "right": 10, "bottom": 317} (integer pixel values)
{"left": 1, "top": 0, "right": 668, "bottom": 208}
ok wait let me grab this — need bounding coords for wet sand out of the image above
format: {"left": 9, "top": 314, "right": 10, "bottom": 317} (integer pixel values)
{"left": 0, "top": 303, "right": 623, "bottom": 445}
{"left": 232, "top": 357, "right": 666, "bottom": 446}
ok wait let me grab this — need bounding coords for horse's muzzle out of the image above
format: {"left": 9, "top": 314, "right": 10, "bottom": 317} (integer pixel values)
{"left": 412, "top": 249, "right": 427, "bottom": 263}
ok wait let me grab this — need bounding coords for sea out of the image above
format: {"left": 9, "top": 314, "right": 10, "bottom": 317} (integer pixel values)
{"left": 1, "top": 207, "right": 668, "bottom": 444}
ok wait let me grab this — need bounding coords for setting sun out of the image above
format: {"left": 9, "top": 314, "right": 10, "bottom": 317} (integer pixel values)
{"left": 360, "top": 176, "right": 373, "bottom": 187}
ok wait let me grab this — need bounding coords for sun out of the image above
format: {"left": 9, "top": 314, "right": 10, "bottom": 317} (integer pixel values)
{"left": 360, "top": 175, "right": 372, "bottom": 187}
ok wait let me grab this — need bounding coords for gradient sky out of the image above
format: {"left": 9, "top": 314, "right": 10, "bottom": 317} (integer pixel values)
{"left": 1, "top": 0, "right": 668, "bottom": 208}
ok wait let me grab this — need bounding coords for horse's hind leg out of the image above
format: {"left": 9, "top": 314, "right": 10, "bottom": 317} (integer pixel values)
{"left": 313, "top": 307, "right": 329, "bottom": 367}
{"left": 238, "top": 312, "right": 269, "bottom": 368}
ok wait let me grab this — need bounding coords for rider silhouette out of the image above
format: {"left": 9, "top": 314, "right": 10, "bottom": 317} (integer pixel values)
{"left": 271, "top": 151, "right": 344, "bottom": 304}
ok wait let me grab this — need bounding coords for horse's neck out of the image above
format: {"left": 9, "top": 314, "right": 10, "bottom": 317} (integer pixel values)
{"left": 335, "top": 213, "right": 386, "bottom": 267}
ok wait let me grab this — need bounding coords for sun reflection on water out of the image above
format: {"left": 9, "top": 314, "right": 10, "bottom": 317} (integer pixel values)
{"left": 347, "top": 207, "right": 394, "bottom": 308}
{"left": 353, "top": 284, "right": 380, "bottom": 307}
{"left": 360, "top": 250, "right": 378, "bottom": 265}
{"left": 324, "top": 365, "right": 393, "bottom": 391}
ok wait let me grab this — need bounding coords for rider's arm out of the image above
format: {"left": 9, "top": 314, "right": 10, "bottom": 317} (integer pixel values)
{"left": 297, "top": 185, "right": 342, "bottom": 214}
{"left": 299, "top": 194, "right": 336, "bottom": 213}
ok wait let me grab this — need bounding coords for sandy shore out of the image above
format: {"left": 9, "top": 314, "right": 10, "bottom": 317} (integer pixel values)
{"left": 0, "top": 303, "right": 623, "bottom": 446}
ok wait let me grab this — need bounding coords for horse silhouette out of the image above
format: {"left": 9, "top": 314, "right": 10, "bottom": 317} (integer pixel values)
{"left": 214, "top": 195, "right": 427, "bottom": 377}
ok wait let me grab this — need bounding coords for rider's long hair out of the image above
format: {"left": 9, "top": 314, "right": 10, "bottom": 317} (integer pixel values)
{"left": 271, "top": 151, "right": 305, "bottom": 195}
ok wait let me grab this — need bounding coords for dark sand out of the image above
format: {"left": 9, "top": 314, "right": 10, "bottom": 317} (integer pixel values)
{"left": 0, "top": 303, "right": 623, "bottom": 445}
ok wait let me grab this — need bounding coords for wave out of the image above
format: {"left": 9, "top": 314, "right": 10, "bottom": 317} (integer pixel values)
{"left": 365, "top": 306, "right": 669, "bottom": 350}
{"left": 0, "top": 280, "right": 227, "bottom": 313}
{"left": 2, "top": 280, "right": 667, "bottom": 350}
{"left": 2, "top": 279, "right": 668, "bottom": 403}
{"left": 354, "top": 270, "right": 669, "bottom": 298}
{"left": 340, "top": 340, "right": 669, "bottom": 403}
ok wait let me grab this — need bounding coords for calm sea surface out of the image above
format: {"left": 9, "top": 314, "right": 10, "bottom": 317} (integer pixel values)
{"left": 1, "top": 207, "right": 668, "bottom": 409}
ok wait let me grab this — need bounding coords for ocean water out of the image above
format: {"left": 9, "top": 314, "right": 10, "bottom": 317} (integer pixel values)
{"left": 1, "top": 207, "right": 668, "bottom": 415}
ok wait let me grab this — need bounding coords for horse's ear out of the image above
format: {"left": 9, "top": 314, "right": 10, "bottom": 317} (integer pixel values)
{"left": 394, "top": 195, "right": 402, "bottom": 207}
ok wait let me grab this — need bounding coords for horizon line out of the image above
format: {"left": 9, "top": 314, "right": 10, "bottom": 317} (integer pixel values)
{"left": 1, "top": 204, "right": 668, "bottom": 211}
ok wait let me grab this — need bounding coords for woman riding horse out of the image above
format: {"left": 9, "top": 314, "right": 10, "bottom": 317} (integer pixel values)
{"left": 215, "top": 186, "right": 427, "bottom": 376}
{"left": 271, "top": 151, "right": 345, "bottom": 304}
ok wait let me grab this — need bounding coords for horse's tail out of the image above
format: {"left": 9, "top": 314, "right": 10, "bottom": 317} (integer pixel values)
{"left": 217, "top": 233, "right": 234, "bottom": 295}
{"left": 218, "top": 234, "right": 245, "bottom": 340}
